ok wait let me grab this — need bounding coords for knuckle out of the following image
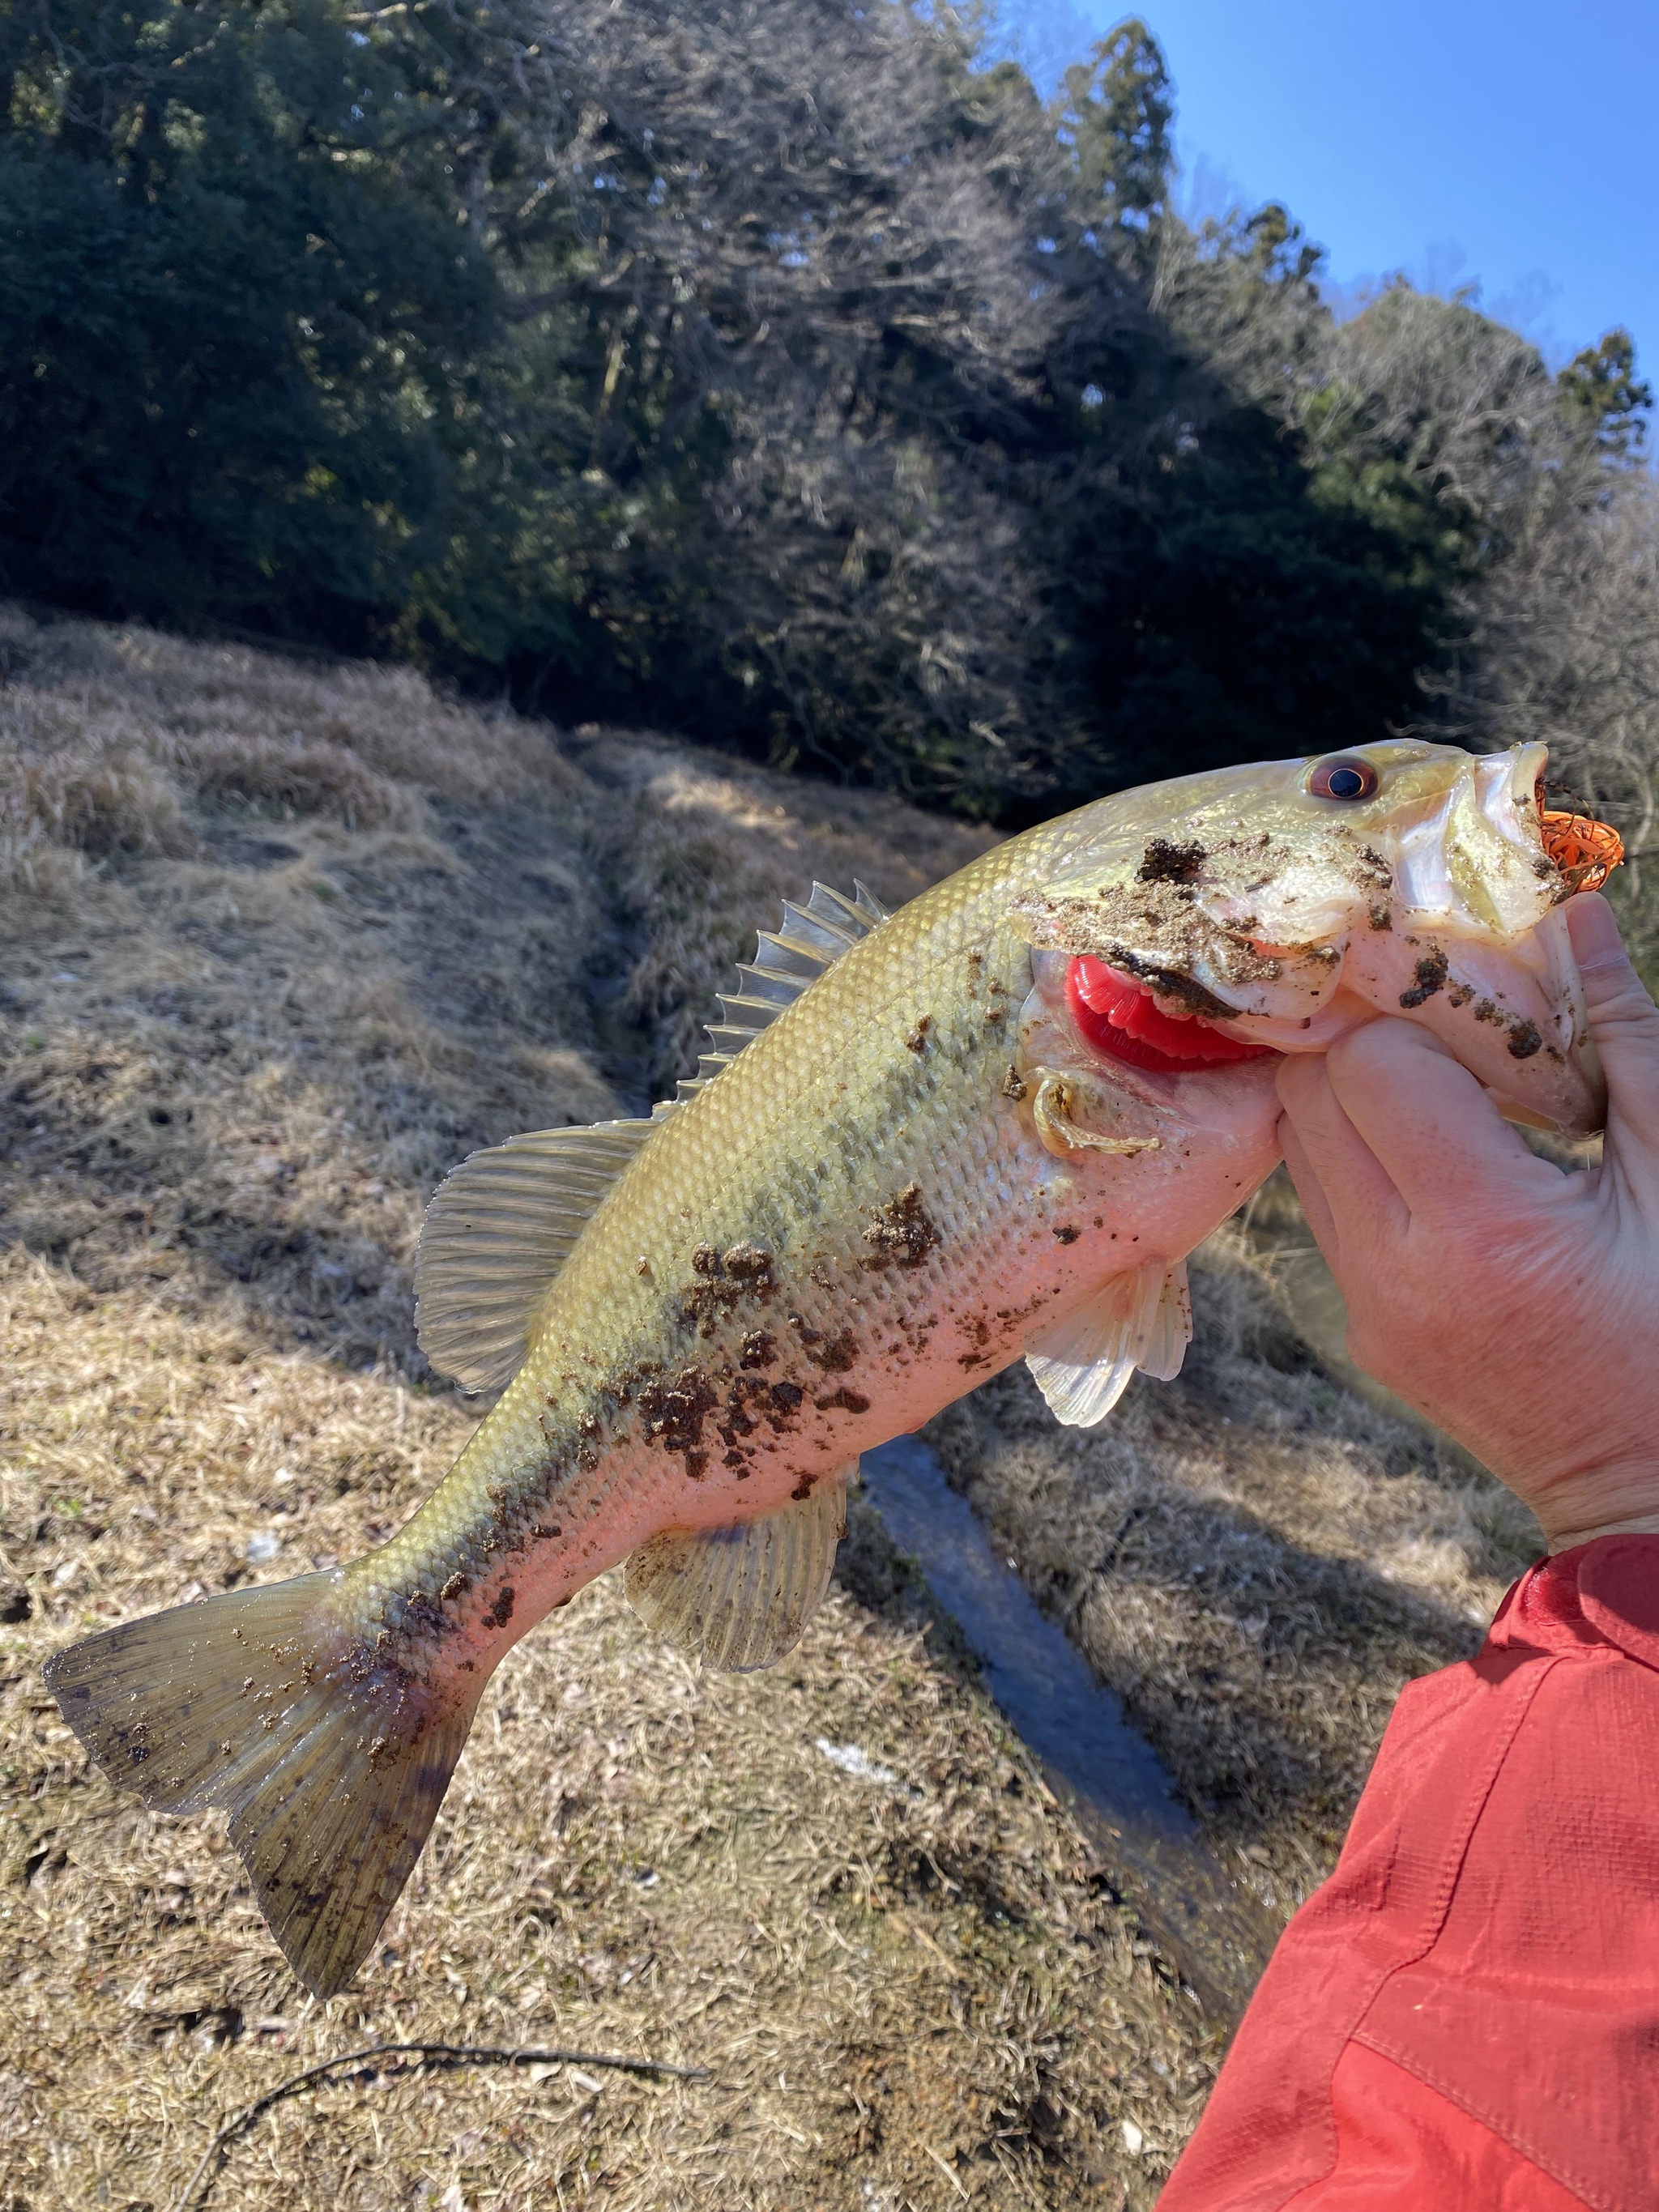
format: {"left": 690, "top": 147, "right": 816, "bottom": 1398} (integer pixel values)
{"left": 1588, "top": 967, "right": 1659, "bottom": 1041}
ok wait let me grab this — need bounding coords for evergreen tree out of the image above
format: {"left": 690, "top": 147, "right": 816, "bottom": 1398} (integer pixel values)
{"left": 0, "top": 0, "right": 509, "bottom": 640}
{"left": 1059, "top": 18, "right": 1174, "bottom": 228}
{"left": 1556, "top": 330, "right": 1653, "bottom": 460}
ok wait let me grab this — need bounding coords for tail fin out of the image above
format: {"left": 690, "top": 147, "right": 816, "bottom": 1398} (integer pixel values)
{"left": 44, "top": 1574, "right": 476, "bottom": 1996}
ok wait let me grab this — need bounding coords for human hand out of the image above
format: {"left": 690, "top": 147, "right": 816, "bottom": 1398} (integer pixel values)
{"left": 1274, "top": 895, "right": 1659, "bottom": 1552}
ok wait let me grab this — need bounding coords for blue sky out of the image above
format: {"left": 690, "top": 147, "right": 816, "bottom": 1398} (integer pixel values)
{"left": 994, "top": 0, "right": 1656, "bottom": 372}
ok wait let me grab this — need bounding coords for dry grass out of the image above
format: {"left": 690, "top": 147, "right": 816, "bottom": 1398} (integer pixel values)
{"left": 0, "top": 609, "right": 992, "bottom": 1370}
{"left": 0, "top": 606, "right": 1551, "bottom": 2207}
{"left": 2, "top": 611, "right": 1202, "bottom": 2212}
{"left": 1, "top": 1253, "right": 1208, "bottom": 2212}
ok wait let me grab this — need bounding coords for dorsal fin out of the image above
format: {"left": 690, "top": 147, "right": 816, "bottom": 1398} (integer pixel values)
{"left": 416, "top": 879, "right": 891, "bottom": 1392}
{"left": 624, "top": 1464, "right": 855, "bottom": 1671}
{"left": 665, "top": 879, "right": 891, "bottom": 1110}
{"left": 416, "top": 1121, "right": 658, "bottom": 1392}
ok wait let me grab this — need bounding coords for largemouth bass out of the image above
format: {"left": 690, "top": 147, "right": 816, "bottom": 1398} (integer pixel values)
{"left": 45, "top": 741, "right": 1618, "bottom": 1993}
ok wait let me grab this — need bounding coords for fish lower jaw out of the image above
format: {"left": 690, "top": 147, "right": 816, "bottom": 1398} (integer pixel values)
{"left": 1212, "top": 987, "right": 1372, "bottom": 1055}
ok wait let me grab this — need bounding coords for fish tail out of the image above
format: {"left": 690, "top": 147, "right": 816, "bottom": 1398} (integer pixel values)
{"left": 43, "top": 1572, "right": 478, "bottom": 1997}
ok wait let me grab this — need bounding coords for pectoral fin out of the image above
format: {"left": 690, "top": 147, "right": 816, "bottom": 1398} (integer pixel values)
{"left": 1025, "top": 1259, "right": 1187, "bottom": 1428}
{"left": 1137, "top": 1258, "right": 1192, "bottom": 1383}
{"left": 625, "top": 1466, "right": 855, "bottom": 1671}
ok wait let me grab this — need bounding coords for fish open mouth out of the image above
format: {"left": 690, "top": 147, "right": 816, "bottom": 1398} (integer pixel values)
{"left": 1066, "top": 958, "right": 1279, "bottom": 1073}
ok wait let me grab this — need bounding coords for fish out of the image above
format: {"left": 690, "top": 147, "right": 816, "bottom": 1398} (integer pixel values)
{"left": 44, "top": 739, "right": 1618, "bottom": 1994}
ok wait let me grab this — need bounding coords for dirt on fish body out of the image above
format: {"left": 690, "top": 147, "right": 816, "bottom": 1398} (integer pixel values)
{"left": 45, "top": 737, "right": 1616, "bottom": 1997}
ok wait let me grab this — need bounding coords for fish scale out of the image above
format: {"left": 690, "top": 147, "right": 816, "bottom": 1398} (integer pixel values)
{"left": 373, "top": 828, "right": 1093, "bottom": 1642}
{"left": 45, "top": 739, "right": 1618, "bottom": 1995}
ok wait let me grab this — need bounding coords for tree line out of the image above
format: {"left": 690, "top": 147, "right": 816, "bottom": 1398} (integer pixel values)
{"left": 1, "top": 0, "right": 1652, "bottom": 825}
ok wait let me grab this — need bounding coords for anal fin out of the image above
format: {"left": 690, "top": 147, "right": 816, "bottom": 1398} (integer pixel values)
{"left": 1025, "top": 1258, "right": 1189, "bottom": 1429}
{"left": 624, "top": 1466, "right": 855, "bottom": 1671}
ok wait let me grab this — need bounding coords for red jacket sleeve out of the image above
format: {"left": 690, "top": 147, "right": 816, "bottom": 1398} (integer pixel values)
{"left": 1159, "top": 1535, "right": 1659, "bottom": 2212}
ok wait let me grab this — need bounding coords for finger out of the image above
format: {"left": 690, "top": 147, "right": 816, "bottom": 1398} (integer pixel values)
{"left": 1567, "top": 894, "right": 1659, "bottom": 1168}
{"left": 1319, "top": 1018, "right": 1541, "bottom": 1218}
{"left": 1276, "top": 1051, "right": 1406, "bottom": 1257}
{"left": 1277, "top": 1108, "right": 1343, "bottom": 1274}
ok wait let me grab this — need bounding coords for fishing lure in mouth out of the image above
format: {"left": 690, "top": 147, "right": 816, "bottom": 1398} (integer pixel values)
{"left": 45, "top": 739, "right": 1619, "bottom": 1996}
{"left": 1539, "top": 806, "right": 1624, "bottom": 893}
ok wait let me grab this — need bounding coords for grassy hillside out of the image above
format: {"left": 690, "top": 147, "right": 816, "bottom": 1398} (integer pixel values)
{"left": 0, "top": 609, "right": 1546, "bottom": 2208}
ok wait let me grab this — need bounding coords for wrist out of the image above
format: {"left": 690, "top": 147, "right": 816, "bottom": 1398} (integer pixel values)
{"left": 1435, "top": 1424, "right": 1659, "bottom": 1554}
{"left": 1533, "top": 1461, "right": 1659, "bottom": 1552}
{"left": 1547, "top": 1512, "right": 1659, "bottom": 1555}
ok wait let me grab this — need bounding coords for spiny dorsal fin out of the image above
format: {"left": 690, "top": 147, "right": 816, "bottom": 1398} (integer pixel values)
{"left": 416, "top": 1121, "right": 658, "bottom": 1392}
{"left": 1024, "top": 1258, "right": 1190, "bottom": 1429}
{"left": 668, "top": 880, "right": 891, "bottom": 1110}
{"left": 624, "top": 1464, "right": 855, "bottom": 1671}
{"left": 416, "top": 880, "right": 891, "bottom": 1390}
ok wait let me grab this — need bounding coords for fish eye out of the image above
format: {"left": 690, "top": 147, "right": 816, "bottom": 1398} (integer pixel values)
{"left": 1308, "top": 756, "right": 1379, "bottom": 802}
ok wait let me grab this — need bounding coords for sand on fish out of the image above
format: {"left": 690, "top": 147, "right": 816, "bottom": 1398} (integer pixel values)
{"left": 0, "top": 608, "right": 1550, "bottom": 2208}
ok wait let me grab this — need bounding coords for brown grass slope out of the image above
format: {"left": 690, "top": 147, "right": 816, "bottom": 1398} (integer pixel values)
{"left": 0, "top": 608, "right": 1545, "bottom": 2210}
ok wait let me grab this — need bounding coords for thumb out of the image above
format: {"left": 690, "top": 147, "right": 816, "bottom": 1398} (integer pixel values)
{"left": 1567, "top": 894, "right": 1659, "bottom": 1162}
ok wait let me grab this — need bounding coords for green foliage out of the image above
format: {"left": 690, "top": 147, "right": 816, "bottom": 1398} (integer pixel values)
{"left": 1556, "top": 330, "right": 1653, "bottom": 459}
{"left": 1059, "top": 18, "right": 1174, "bottom": 226}
{"left": 1055, "top": 400, "right": 1471, "bottom": 798}
{"left": 0, "top": 0, "right": 507, "bottom": 639}
{"left": 2, "top": 0, "right": 1651, "bottom": 824}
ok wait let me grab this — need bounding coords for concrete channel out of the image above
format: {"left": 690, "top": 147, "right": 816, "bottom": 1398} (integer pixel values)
{"left": 860, "top": 1434, "right": 1284, "bottom": 2028}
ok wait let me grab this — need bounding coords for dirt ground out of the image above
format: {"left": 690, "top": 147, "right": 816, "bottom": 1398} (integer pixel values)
{"left": 0, "top": 609, "right": 1552, "bottom": 2208}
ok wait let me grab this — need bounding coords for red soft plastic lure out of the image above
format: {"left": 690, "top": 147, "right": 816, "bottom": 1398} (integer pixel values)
{"left": 1065, "top": 957, "right": 1277, "bottom": 1072}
